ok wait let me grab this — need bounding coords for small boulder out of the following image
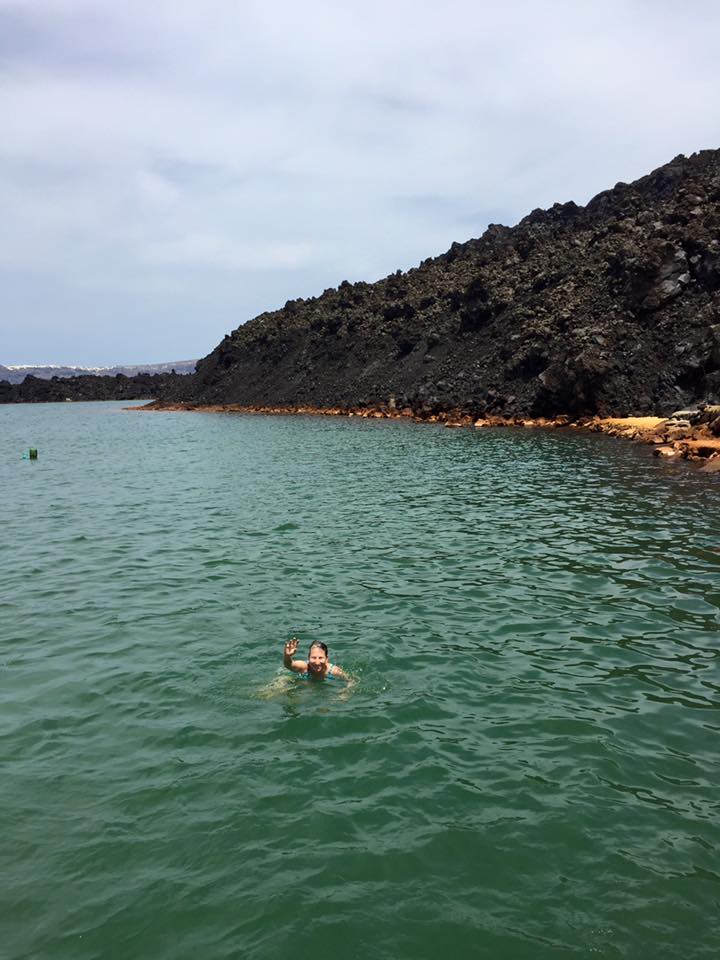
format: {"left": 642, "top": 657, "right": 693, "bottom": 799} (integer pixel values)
{"left": 665, "top": 425, "right": 693, "bottom": 441}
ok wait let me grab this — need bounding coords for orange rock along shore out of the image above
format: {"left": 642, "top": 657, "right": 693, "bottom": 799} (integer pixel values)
{"left": 130, "top": 401, "right": 720, "bottom": 471}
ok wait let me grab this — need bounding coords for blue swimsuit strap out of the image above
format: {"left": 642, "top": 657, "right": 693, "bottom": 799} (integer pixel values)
{"left": 298, "top": 664, "right": 335, "bottom": 680}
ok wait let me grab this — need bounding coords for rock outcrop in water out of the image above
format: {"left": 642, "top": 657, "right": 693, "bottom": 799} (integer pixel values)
{"left": 156, "top": 149, "right": 720, "bottom": 419}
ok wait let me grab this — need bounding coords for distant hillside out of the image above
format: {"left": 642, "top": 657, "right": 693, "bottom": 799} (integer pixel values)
{"left": 156, "top": 149, "right": 720, "bottom": 418}
{"left": 0, "top": 371, "right": 190, "bottom": 404}
{"left": 0, "top": 360, "right": 197, "bottom": 385}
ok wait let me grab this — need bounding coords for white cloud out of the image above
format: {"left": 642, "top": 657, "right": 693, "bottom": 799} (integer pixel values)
{"left": 1, "top": 0, "right": 720, "bottom": 363}
{"left": 142, "top": 234, "right": 315, "bottom": 271}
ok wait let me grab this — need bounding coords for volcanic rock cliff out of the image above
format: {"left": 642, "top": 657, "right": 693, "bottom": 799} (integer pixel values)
{"left": 157, "top": 149, "right": 720, "bottom": 419}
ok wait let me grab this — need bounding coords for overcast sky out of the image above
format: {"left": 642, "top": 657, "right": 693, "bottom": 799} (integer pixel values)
{"left": 2, "top": 0, "right": 719, "bottom": 366}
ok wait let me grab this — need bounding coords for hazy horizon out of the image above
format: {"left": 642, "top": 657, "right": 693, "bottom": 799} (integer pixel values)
{"left": 1, "top": 360, "right": 197, "bottom": 370}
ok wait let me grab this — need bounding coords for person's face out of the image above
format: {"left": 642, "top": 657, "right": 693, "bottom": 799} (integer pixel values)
{"left": 308, "top": 646, "right": 328, "bottom": 673}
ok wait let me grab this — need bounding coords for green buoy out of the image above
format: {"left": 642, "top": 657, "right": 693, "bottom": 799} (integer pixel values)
{"left": 29, "top": 448, "right": 38, "bottom": 459}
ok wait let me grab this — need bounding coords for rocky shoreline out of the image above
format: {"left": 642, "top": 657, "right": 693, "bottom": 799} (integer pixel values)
{"left": 132, "top": 400, "right": 720, "bottom": 472}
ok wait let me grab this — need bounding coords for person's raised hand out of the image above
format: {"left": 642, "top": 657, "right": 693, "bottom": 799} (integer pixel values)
{"left": 284, "top": 637, "right": 299, "bottom": 658}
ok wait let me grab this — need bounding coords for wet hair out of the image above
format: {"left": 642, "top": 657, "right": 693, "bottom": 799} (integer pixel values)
{"left": 308, "top": 641, "right": 329, "bottom": 657}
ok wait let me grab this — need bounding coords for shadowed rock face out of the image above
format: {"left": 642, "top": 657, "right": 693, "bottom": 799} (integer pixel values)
{"left": 156, "top": 149, "right": 720, "bottom": 419}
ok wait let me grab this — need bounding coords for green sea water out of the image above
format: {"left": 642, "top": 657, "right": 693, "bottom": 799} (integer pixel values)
{"left": 2, "top": 400, "right": 719, "bottom": 959}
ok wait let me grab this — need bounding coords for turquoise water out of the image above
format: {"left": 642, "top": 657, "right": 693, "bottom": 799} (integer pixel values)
{"left": 2, "top": 401, "right": 719, "bottom": 959}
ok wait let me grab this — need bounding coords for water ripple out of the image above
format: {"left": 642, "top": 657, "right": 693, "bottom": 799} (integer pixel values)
{"left": 1, "top": 403, "right": 719, "bottom": 959}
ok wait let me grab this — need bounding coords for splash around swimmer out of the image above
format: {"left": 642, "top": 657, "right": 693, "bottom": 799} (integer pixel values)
{"left": 283, "top": 637, "right": 349, "bottom": 681}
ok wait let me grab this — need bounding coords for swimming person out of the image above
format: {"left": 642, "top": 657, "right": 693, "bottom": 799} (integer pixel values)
{"left": 283, "top": 637, "right": 348, "bottom": 681}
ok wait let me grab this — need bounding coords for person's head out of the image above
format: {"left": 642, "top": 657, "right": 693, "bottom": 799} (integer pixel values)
{"left": 307, "top": 641, "right": 329, "bottom": 674}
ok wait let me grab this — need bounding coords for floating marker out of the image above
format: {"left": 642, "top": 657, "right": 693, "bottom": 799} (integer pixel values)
{"left": 29, "top": 448, "right": 38, "bottom": 459}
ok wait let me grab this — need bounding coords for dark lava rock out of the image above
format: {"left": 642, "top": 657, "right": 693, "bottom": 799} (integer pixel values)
{"left": 0, "top": 371, "right": 188, "bottom": 404}
{"left": 156, "top": 149, "right": 720, "bottom": 418}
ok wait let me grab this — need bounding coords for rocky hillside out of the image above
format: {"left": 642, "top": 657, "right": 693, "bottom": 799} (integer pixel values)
{"left": 159, "top": 149, "right": 720, "bottom": 418}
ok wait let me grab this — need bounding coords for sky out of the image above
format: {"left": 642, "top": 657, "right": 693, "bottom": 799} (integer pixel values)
{"left": 2, "top": 0, "right": 720, "bottom": 366}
